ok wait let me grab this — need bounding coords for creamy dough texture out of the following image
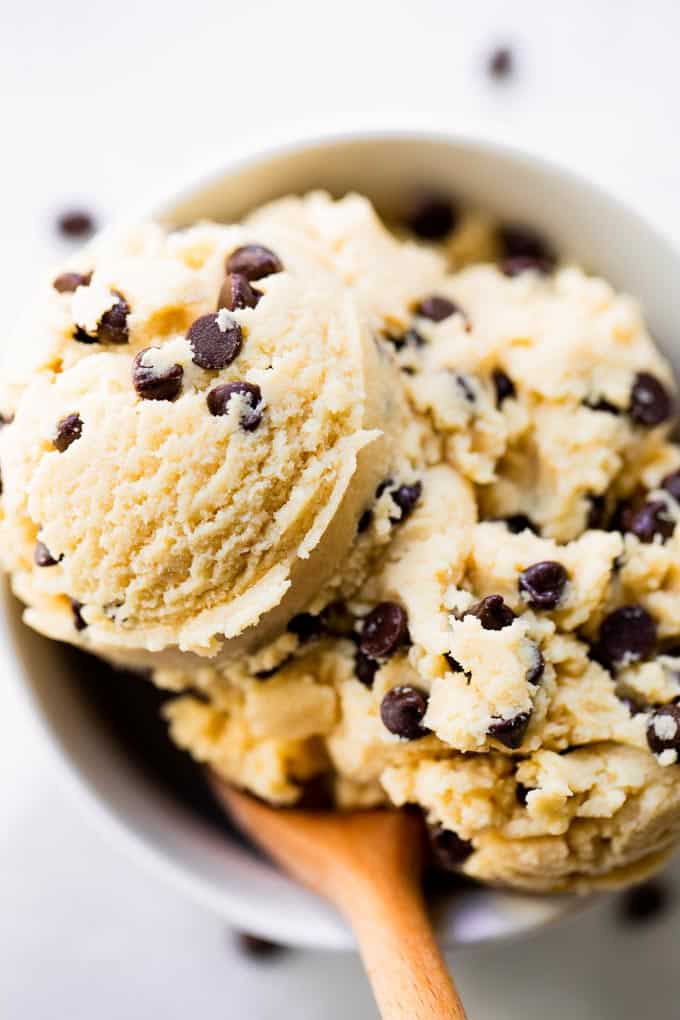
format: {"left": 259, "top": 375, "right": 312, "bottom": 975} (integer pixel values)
{"left": 5, "top": 191, "right": 680, "bottom": 892}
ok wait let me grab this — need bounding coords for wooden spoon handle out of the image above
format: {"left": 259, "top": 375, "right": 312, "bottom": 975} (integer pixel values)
{"left": 340, "top": 876, "right": 468, "bottom": 1019}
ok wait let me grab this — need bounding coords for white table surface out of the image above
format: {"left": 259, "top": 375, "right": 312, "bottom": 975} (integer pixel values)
{"left": 4, "top": 1, "right": 680, "bottom": 1016}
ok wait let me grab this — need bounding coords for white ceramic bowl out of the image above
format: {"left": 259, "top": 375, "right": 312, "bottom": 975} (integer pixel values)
{"left": 5, "top": 130, "right": 680, "bottom": 951}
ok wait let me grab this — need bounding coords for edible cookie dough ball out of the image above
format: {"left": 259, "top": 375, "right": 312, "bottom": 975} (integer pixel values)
{"left": 0, "top": 222, "right": 407, "bottom": 667}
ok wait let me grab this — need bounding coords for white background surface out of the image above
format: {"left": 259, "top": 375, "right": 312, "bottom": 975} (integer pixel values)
{"left": 3, "top": 1, "right": 680, "bottom": 1016}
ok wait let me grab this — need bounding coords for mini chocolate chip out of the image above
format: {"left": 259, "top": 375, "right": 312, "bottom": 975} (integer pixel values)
{"left": 188, "top": 314, "right": 242, "bottom": 370}
{"left": 629, "top": 372, "right": 673, "bottom": 427}
{"left": 217, "top": 273, "right": 262, "bottom": 312}
{"left": 235, "top": 932, "right": 284, "bottom": 959}
{"left": 375, "top": 478, "right": 394, "bottom": 498}
{"left": 34, "top": 541, "right": 60, "bottom": 567}
{"left": 360, "top": 602, "right": 409, "bottom": 659}
{"left": 627, "top": 500, "right": 675, "bottom": 543}
{"left": 408, "top": 197, "right": 458, "bottom": 240}
{"left": 429, "top": 824, "right": 474, "bottom": 870}
{"left": 500, "top": 254, "right": 554, "bottom": 277}
{"left": 97, "top": 293, "right": 130, "bottom": 344}
{"left": 0, "top": 412, "right": 14, "bottom": 427}
{"left": 226, "top": 244, "right": 283, "bottom": 281}
{"left": 647, "top": 703, "right": 680, "bottom": 756}
{"left": 53, "top": 271, "right": 92, "bottom": 293}
{"left": 515, "top": 782, "right": 533, "bottom": 806}
{"left": 662, "top": 469, "right": 680, "bottom": 502}
{"left": 527, "top": 646, "right": 545, "bottom": 685}
{"left": 488, "top": 711, "right": 531, "bottom": 749}
{"left": 416, "top": 295, "right": 461, "bottom": 323}
{"left": 503, "top": 514, "right": 538, "bottom": 535}
{"left": 499, "top": 224, "right": 555, "bottom": 264}
{"left": 71, "top": 598, "right": 87, "bottom": 631}
{"left": 132, "top": 348, "right": 183, "bottom": 401}
{"left": 387, "top": 327, "right": 426, "bottom": 351}
{"left": 455, "top": 374, "right": 476, "bottom": 402}
{"left": 619, "top": 880, "right": 672, "bottom": 925}
{"left": 492, "top": 369, "right": 516, "bottom": 406}
{"left": 488, "top": 46, "right": 513, "bottom": 78}
{"left": 610, "top": 499, "right": 636, "bottom": 534}
{"left": 287, "top": 613, "right": 321, "bottom": 643}
{"left": 355, "top": 650, "right": 379, "bottom": 687}
{"left": 444, "top": 653, "right": 464, "bottom": 673}
{"left": 583, "top": 396, "right": 621, "bottom": 415}
{"left": 54, "top": 413, "right": 83, "bottom": 452}
{"left": 597, "top": 604, "right": 657, "bottom": 667}
{"left": 586, "top": 493, "right": 607, "bottom": 529}
{"left": 57, "top": 209, "right": 96, "bottom": 239}
{"left": 518, "top": 561, "right": 568, "bottom": 610}
{"left": 466, "top": 594, "right": 515, "bottom": 630}
{"left": 206, "top": 382, "right": 262, "bottom": 431}
{"left": 389, "top": 481, "right": 422, "bottom": 523}
{"left": 357, "top": 509, "right": 373, "bottom": 533}
{"left": 380, "top": 685, "right": 429, "bottom": 739}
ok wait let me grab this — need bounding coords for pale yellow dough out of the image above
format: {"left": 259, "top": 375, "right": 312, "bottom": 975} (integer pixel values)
{"left": 4, "top": 192, "right": 680, "bottom": 892}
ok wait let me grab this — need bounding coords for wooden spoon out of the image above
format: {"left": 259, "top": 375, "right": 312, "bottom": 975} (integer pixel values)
{"left": 210, "top": 777, "right": 468, "bottom": 1020}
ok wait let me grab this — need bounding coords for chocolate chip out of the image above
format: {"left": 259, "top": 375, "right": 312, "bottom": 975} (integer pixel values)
{"left": 34, "top": 541, "right": 60, "bottom": 567}
{"left": 387, "top": 328, "right": 426, "bottom": 351}
{"left": 287, "top": 613, "right": 321, "bottom": 643}
{"left": 357, "top": 509, "right": 373, "bottom": 533}
{"left": 488, "top": 711, "right": 531, "bottom": 749}
{"left": 0, "top": 412, "right": 14, "bottom": 427}
{"left": 488, "top": 46, "right": 513, "bottom": 78}
{"left": 500, "top": 255, "right": 554, "bottom": 277}
{"left": 416, "top": 295, "right": 461, "bottom": 323}
{"left": 619, "top": 880, "right": 672, "bottom": 925}
{"left": 380, "top": 685, "right": 429, "bottom": 740}
{"left": 206, "top": 381, "right": 262, "bottom": 431}
{"left": 235, "top": 932, "right": 285, "bottom": 959}
{"left": 188, "top": 313, "right": 242, "bottom": 370}
{"left": 226, "top": 245, "right": 283, "bottom": 281}
{"left": 597, "top": 605, "right": 657, "bottom": 667}
{"left": 132, "top": 348, "right": 183, "bottom": 401}
{"left": 527, "top": 646, "right": 545, "bottom": 685}
{"left": 627, "top": 500, "right": 675, "bottom": 543}
{"left": 319, "top": 601, "right": 356, "bottom": 639}
{"left": 647, "top": 704, "right": 680, "bottom": 756}
{"left": 53, "top": 271, "right": 92, "bottom": 293}
{"left": 499, "top": 224, "right": 555, "bottom": 264}
{"left": 408, "top": 197, "right": 458, "bottom": 240}
{"left": 429, "top": 824, "right": 474, "bottom": 870}
{"left": 583, "top": 396, "right": 621, "bottom": 415}
{"left": 503, "top": 514, "right": 538, "bottom": 535}
{"left": 617, "top": 693, "right": 645, "bottom": 717}
{"left": 492, "top": 369, "right": 516, "bottom": 406}
{"left": 73, "top": 292, "right": 130, "bottom": 345}
{"left": 217, "top": 273, "right": 262, "bottom": 312}
{"left": 629, "top": 372, "right": 673, "bottom": 427}
{"left": 515, "top": 782, "right": 532, "bottom": 806}
{"left": 466, "top": 594, "right": 515, "bottom": 630}
{"left": 71, "top": 598, "right": 87, "bottom": 631}
{"left": 360, "top": 602, "right": 409, "bottom": 659}
{"left": 355, "top": 650, "right": 379, "bottom": 687}
{"left": 54, "top": 413, "right": 83, "bottom": 452}
{"left": 586, "top": 493, "right": 607, "bottom": 529}
{"left": 57, "top": 209, "right": 96, "bottom": 239}
{"left": 610, "top": 499, "right": 636, "bottom": 534}
{"left": 518, "top": 561, "right": 568, "bottom": 610}
{"left": 444, "top": 653, "right": 464, "bottom": 673}
{"left": 389, "top": 481, "right": 422, "bottom": 523}
{"left": 662, "top": 469, "right": 680, "bottom": 502}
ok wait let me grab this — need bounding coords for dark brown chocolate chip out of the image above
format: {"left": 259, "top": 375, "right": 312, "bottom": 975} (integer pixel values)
{"left": 527, "top": 646, "right": 545, "bottom": 685}
{"left": 355, "top": 650, "right": 379, "bottom": 687}
{"left": 380, "top": 685, "right": 429, "bottom": 740}
{"left": 618, "top": 880, "right": 672, "bottom": 925}
{"left": 132, "top": 348, "right": 183, "bottom": 401}
{"left": 34, "top": 541, "right": 60, "bottom": 567}
{"left": 360, "top": 602, "right": 409, "bottom": 660}
{"left": 97, "top": 293, "right": 130, "bottom": 344}
{"left": 629, "top": 372, "right": 673, "bottom": 427}
{"left": 226, "top": 244, "right": 283, "bottom": 281}
{"left": 408, "top": 197, "right": 458, "bottom": 241}
{"left": 429, "top": 824, "right": 474, "bottom": 870}
{"left": 515, "top": 782, "right": 532, "bottom": 806}
{"left": 70, "top": 598, "right": 87, "bottom": 631}
{"left": 206, "top": 381, "right": 262, "bottom": 431}
{"left": 57, "top": 209, "right": 96, "bottom": 239}
{"left": 583, "top": 396, "right": 621, "bottom": 415}
{"left": 416, "top": 295, "right": 462, "bottom": 323}
{"left": 518, "top": 561, "right": 568, "bottom": 610}
{"left": 499, "top": 224, "right": 555, "bottom": 264}
{"left": 500, "top": 254, "right": 554, "bottom": 277}
{"left": 597, "top": 604, "right": 657, "bottom": 668}
{"left": 488, "top": 711, "right": 531, "bottom": 749}
{"left": 389, "top": 481, "right": 422, "bottom": 523}
{"left": 503, "top": 514, "right": 538, "bottom": 535}
{"left": 357, "top": 509, "right": 373, "bottom": 533}
{"left": 235, "top": 932, "right": 285, "bottom": 959}
{"left": 188, "top": 313, "right": 242, "bottom": 370}
{"left": 217, "top": 273, "right": 262, "bottom": 312}
{"left": 387, "top": 327, "right": 426, "bottom": 351}
{"left": 488, "top": 46, "right": 513, "bottom": 79}
{"left": 466, "top": 594, "right": 515, "bottom": 630}
{"left": 627, "top": 500, "right": 675, "bottom": 543}
{"left": 54, "top": 413, "right": 83, "bottom": 452}
{"left": 287, "top": 613, "right": 321, "bottom": 643}
{"left": 444, "top": 653, "right": 471, "bottom": 680}
{"left": 647, "top": 704, "right": 680, "bottom": 756}
{"left": 492, "top": 369, "right": 516, "bottom": 406}
{"left": 662, "top": 469, "right": 680, "bottom": 502}
{"left": 53, "top": 271, "right": 92, "bottom": 293}
{"left": 586, "top": 493, "right": 607, "bottom": 529}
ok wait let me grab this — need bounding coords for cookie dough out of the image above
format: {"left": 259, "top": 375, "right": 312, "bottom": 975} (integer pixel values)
{"left": 5, "top": 191, "right": 680, "bottom": 892}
